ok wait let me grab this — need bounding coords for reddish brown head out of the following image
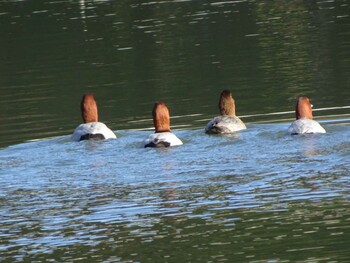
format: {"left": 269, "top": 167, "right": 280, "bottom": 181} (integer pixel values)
{"left": 295, "top": 96, "right": 313, "bottom": 120}
{"left": 81, "top": 93, "right": 98, "bottom": 123}
{"left": 152, "top": 102, "right": 171, "bottom": 133}
{"left": 219, "top": 89, "right": 235, "bottom": 116}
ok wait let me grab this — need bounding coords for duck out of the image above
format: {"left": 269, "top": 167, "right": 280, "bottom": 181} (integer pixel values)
{"left": 143, "top": 102, "right": 183, "bottom": 147}
{"left": 71, "top": 94, "right": 117, "bottom": 141}
{"left": 288, "top": 96, "right": 326, "bottom": 135}
{"left": 205, "top": 89, "right": 246, "bottom": 134}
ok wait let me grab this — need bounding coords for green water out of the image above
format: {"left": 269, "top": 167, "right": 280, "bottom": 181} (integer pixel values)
{"left": 0, "top": 0, "right": 350, "bottom": 262}
{"left": 0, "top": 0, "right": 349, "bottom": 147}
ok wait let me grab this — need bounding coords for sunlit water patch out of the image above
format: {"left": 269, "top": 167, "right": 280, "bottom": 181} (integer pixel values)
{"left": 0, "top": 122, "right": 349, "bottom": 262}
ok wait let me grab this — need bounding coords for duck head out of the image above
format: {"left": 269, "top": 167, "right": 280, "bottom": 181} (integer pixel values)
{"left": 219, "top": 89, "right": 235, "bottom": 116}
{"left": 296, "top": 96, "right": 313, "bottom": 120}
{"left": 81, "top": 93, "right": 98, "bottom": 123}
{"left": 152, "top": 102, "right": 171, "bottom": 133}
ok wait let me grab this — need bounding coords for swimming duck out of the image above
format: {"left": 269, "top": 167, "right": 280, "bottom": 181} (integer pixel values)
{"left": 288, "top": 96, "right": 326, "bottom": 135}
{"left": 71, "top": 94, "right": 117, "bottom": 141}
{"left": 143, "top": 102, "right": 183, "bottom": 147}
{"left": 205, "top": 89, "right": 246, "bottom": 134}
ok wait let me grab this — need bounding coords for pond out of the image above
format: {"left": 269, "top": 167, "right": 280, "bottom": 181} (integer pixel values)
{"left": 0, "top": 0, "right": 349, "bottom": 262}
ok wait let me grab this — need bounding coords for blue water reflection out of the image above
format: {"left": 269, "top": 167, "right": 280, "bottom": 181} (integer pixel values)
{"left": 1, "top": 122, "right": 349, "bottom": 261}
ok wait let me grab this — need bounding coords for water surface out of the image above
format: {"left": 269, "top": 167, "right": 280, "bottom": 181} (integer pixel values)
{"left": 0, "top": 0, "right": 350, "bottom": 262}
{"left": 1, "top": 123, "right": 350, "bottom": 262}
